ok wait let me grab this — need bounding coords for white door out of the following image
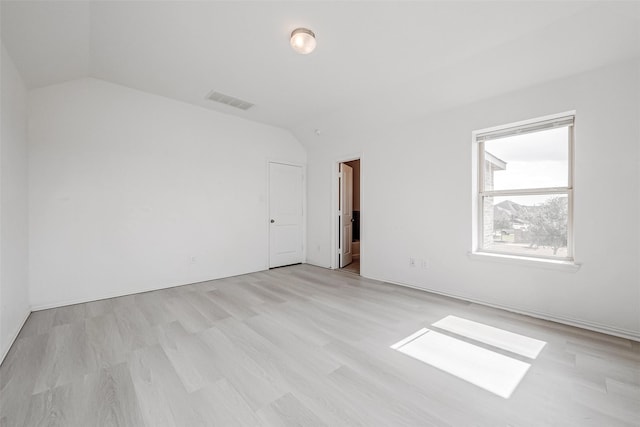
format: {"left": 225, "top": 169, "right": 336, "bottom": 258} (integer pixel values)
{"left": 340, "top": 163, "right": 353, "bottom": 267}
{"left": 269, "top": 163, "right": 303, "bottom": 268}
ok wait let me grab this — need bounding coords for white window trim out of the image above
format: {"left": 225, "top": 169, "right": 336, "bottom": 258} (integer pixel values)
{"left": 467, "top": 251, "right": 581, "bottom": 272}
{"left": 471, "top": 111, "right": 577, "bottom": 266}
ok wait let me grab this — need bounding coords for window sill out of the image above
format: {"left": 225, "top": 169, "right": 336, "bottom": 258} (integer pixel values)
{"left": 468, "top": 251, "right": 581, "bottom": 272}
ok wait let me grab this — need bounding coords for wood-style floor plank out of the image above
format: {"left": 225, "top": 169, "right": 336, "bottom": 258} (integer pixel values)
{"left": 256, "top": 393, "right": 326, "bottom": 427}
{"left": 189, "top": 378, "right": 262, "bottom": 427}
{"left": 1, "top": 264, "right": 639, "bottom": 426}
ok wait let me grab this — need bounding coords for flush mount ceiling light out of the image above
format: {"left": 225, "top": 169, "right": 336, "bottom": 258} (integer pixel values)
{"left": 290, "top": 28, "right": 316, "bottom": 54}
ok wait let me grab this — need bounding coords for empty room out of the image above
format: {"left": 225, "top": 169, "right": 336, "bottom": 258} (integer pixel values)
{"left": 1, "top": 1, "right": 639, "bottom": 426}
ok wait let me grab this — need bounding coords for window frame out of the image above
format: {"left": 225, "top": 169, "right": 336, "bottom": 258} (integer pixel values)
{"left": 474, "top": 113, "right": 575, "bottom": 262}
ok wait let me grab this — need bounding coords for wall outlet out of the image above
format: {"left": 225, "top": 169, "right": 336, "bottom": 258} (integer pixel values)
{"left": 409, "top": 257, "right": 416, "bottom": 267}
{"left": 189, "top": 256, "right": 197, "bottom": 264}
{"left": 421, "top": 258, "right": 430, "bottom": 269}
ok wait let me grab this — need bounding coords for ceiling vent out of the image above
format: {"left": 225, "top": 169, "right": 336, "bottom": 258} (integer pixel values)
{"left": 205, "top": 91, "right": 254, "bottom": 110}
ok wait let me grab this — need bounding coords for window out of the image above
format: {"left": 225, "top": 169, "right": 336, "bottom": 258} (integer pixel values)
{"left": 474, "top": 114, "right": 574, "bottom": 261}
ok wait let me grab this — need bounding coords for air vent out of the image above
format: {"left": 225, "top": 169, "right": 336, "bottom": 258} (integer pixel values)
{"left": 205, "top": 91, "right": 254, "bottom": 110}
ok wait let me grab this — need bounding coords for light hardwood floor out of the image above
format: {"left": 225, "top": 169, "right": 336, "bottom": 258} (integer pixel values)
{"left": 1, "top": 264, "right": 639, "bottom": 426}
{"left": 341, "top": 258, "right": 360, "bottom": 275}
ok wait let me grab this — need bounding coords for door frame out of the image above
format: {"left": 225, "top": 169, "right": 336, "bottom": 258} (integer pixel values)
{"left": 267, "top": 160, "right": 306, "bottom": 269}
{"left": 331, "top": 154, "right": 362, "bottom": 270}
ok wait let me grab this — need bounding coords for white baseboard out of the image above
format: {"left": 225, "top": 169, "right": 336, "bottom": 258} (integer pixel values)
{"left": 305, "top": 260, "right": 332, "bottom": 269}
{"left": 1, "top": 309, "right": 31, "bottom": 365}
{"left": 365, "top": 274, "right": 640, "bottom": 342}
{"left": 30, "top": 283, "right": 176, "bottom": 311}
{"left": 26, "top": 266, "right": 640, "bottom": 343}
{"left": 31, "top": 268, "right": 267, "bottom": 312}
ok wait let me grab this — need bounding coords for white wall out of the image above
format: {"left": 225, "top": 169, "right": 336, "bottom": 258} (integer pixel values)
{"left": 0, "top": 44, "right": 30, "bottom": 361}
{"left": 29, "top": 78, "right": 306, "bottom": 309}
{"left": 306, "top": 60, "right": 640, "bottom": 339}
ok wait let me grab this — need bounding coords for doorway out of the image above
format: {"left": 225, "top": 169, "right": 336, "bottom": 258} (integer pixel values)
{"left": 338, "top": 158, "right": 360, "bottom": 274}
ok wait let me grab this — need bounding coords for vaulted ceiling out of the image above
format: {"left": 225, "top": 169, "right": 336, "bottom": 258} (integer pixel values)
{"left": 2, "top": 1, "right": 639, "bottom": 143}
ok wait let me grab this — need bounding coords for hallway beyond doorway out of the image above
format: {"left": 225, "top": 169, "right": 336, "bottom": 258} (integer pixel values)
{"left": 341, "top": 258, "right": 360, "bottom": 275}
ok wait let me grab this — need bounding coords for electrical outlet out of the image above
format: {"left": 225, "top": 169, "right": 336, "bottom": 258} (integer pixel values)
{"left": 409, "top": 257, "right": 416, "bottom": 267}
{"left": 421, "top": 258, "right": 430, "bottom": 269}
{"left": 190, "top": 256, "right": 197, "bottom": 264}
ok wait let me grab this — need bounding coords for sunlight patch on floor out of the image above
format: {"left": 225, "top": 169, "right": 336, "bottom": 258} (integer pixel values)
{"left": 390, "top": 317, "right": 547, "bottom": 399}
{"left": 432, "top": 315, "right": 546, "bottom": 359}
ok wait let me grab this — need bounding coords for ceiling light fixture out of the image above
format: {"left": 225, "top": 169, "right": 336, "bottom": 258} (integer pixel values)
{"left": 290, "top": 28, "right": 316, "bottom": 54}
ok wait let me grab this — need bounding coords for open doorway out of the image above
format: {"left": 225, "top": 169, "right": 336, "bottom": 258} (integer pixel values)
{"left": 338, "top": 159, "right": 360, "bottom": 274}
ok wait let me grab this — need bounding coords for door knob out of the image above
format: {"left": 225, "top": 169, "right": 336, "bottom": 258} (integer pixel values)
{"left": 270, "top": 219, "right": 275, "bottom": 223}
{"left": 351, "top": 218, "right": 355, "bottom": 222}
